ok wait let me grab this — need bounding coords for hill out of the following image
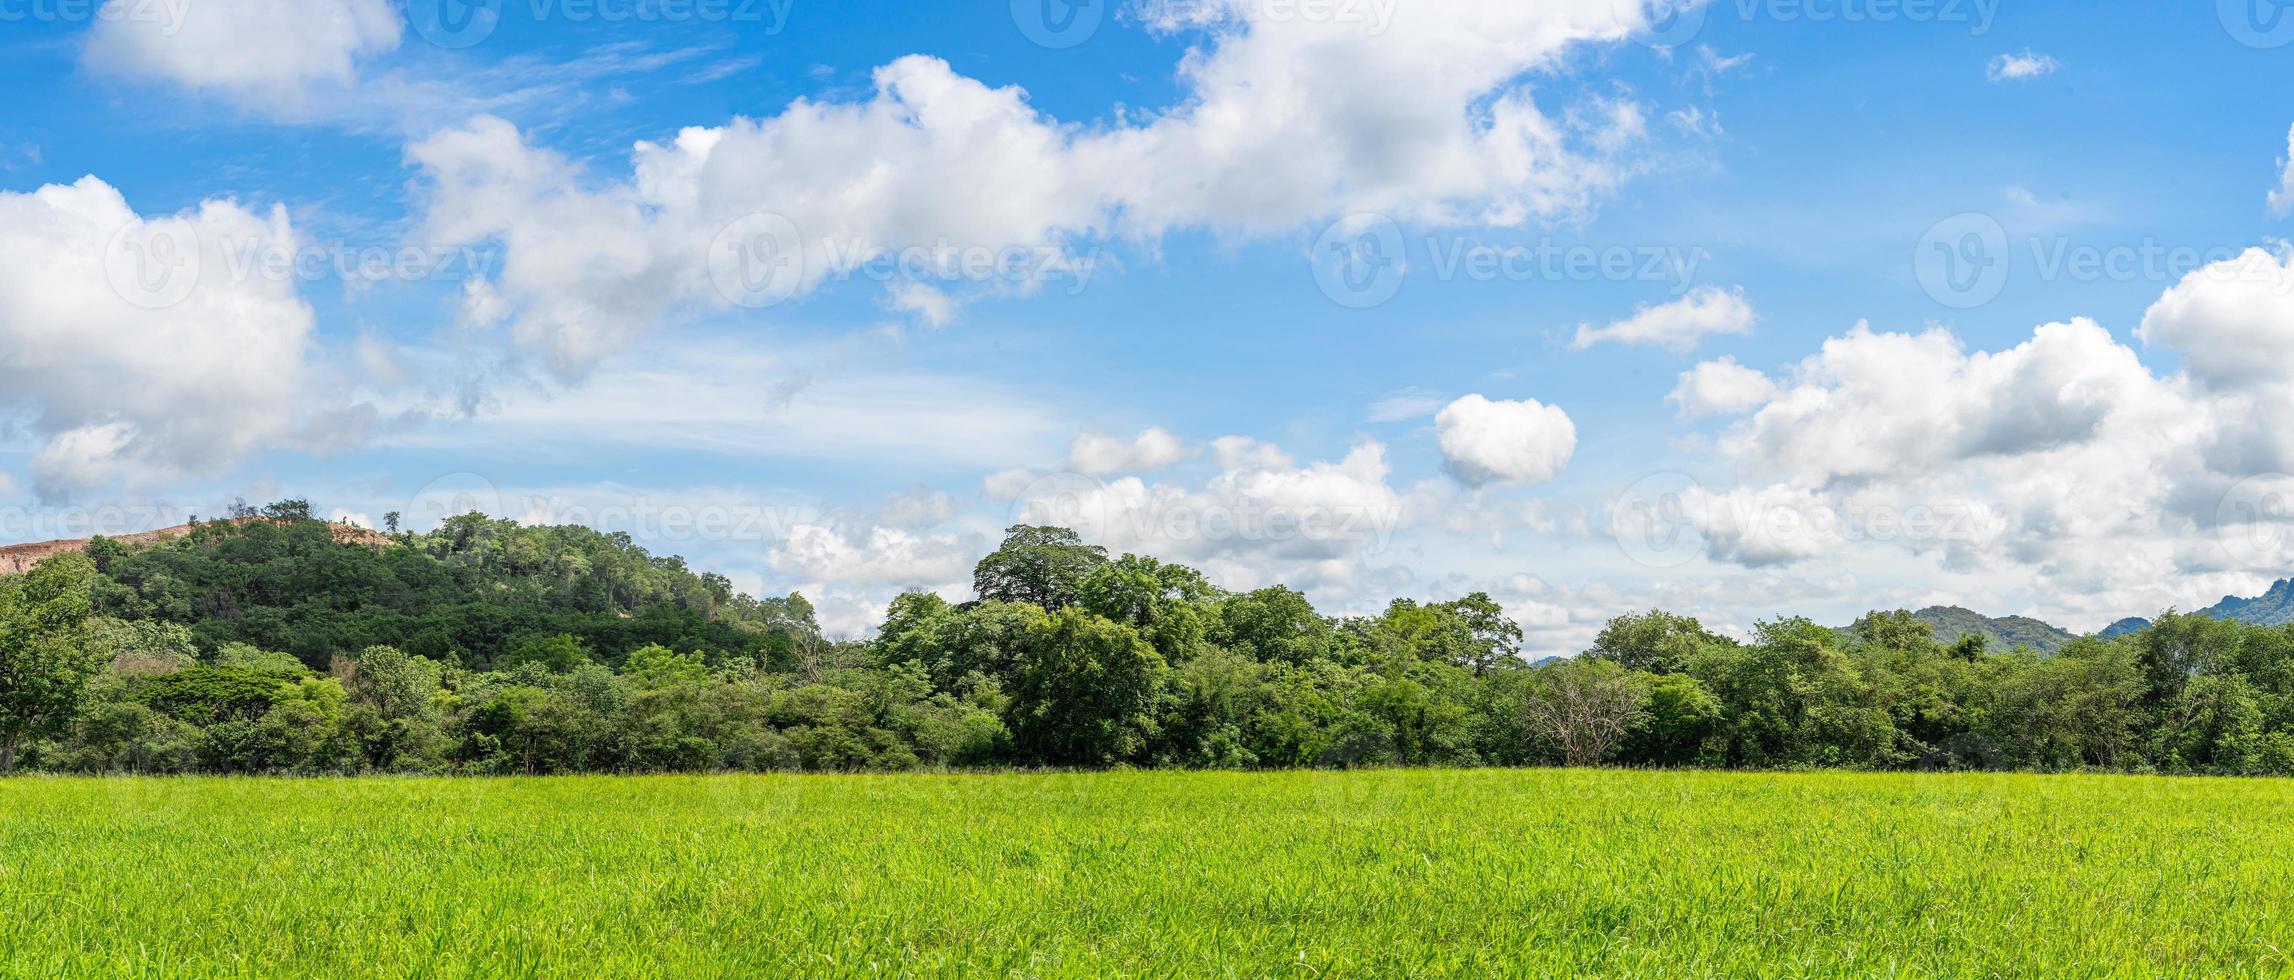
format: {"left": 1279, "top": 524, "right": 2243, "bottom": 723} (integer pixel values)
{"left": 1906, "top": 606, "right": 2080, "bottom": 654}
{"left": 8, "top": 510, "right": 816, "bottom": 670}
{"left": 2197, "top": 579, "right": 2294, "bottom": 626}
{"left": 0, "top": 519, "right": 390, "bottom": 576}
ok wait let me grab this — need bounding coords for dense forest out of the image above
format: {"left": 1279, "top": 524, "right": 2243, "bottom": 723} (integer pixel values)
{"left": 2, "top": 503, "right": 2292, "bottom": 777}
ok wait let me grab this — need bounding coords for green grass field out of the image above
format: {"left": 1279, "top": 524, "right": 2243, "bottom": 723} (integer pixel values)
{"left": 5, "top": 770, "right": 2293, "bottom": 977}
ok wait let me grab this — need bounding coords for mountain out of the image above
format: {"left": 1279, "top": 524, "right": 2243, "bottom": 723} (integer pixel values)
{"left": 1907, "top": 606, "right": 2079, "bottom": 655}
{"left": 2097, "top": 617, "right": 2151, "bottom": 639}
{"left": 2197, "top": 579, "right": 2294, "bottom": 626}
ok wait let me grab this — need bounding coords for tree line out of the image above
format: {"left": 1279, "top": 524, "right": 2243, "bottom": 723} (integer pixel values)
{"left": 2, "top": 508, "right": 2290, "bottom": 776}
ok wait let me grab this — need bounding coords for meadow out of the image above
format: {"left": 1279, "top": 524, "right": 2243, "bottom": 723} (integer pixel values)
{"left": 4, "top": 769, "right": 2293, "bottom": 977}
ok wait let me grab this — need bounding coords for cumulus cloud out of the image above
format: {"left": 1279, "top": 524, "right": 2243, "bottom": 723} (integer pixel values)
{"left": 1709, "top": 319, "right": 2175, "bottom": 487}
{"left": 1632, "top": 263, "right": 2294, "bottom": 628}
{"left": 409, "top": 3, "right": 1654, "bottom": 375}
{"left": 1436, "top": 394, "right": 1578, "bottom": 488}
{"left": 1570, "top": 286, "right": 1755, "bottom": 351}
{"left": 2138, "top": 246, "right": 2294, "bottom": 391}
{"left": 1986, "top": 51, "right": 2059, "bottom": 83}
{"left": 1005, "top": 439, "right": 1407, "bottom": 593}
{"left": 1669, "top": 356, "right": 1777, "bottom": 417}
{"left": 83, "top": 0, "right": 402, "bottom": 114}
{"left": 0, "top": 176, "right": 340, "bottom": 497}
{"left": 1069, "top": 428, "right": 1189, "bottom": 476}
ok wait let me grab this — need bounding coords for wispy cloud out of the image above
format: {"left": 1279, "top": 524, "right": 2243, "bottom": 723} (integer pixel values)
{"left": 1987, "top": 51, "right": 2059, "bottom": 83}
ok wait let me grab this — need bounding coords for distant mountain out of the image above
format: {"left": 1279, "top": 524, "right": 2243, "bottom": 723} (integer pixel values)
{"left": 1896, "top": 606, "right": 2079, "bottom": 655}
{"left": 2197, "top": 579, "right": 2294, "bottom": 626}
{"left": 2097, "top": 617, "right": 2151, "bottom": 639}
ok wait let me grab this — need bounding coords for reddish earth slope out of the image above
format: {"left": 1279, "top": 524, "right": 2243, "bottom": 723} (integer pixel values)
{"left": 0, "top": 520, "right": 392, "bottom": 576}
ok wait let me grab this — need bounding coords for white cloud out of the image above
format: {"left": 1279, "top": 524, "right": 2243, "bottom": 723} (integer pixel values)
{"left": 1006, "top": 439, "right": 1407, "bottom": 593}
{"left": 1631, "top": 270, "right": 2294, "bottom": 630}
{"left": 2272, "top": 125, "right": 2294, "bottom": 219}
{"left": 83, "top": 0, "right": 402, "bottom": 114}
{"left": 1715, "top": 319, "right": 2173, "bottom": 487}
{"left": 1668, "top": 356, "right": 1777, "bottom": 417}
{"left": 1570, "top": 286, "right": 1755, "bottom": 351}
{"left": 768, "top": 524, "right": 977, "bottom": 590}
{"left": 1435, "top": 394, "right": 1578, "bottom": 488}
{"left": 409, "top": 4, "right": 1653, "bottom": 375}
{"left": 1986, "top": 51, "right": 2059, "bottom": 83}
{"left": 1069, "top": 427, "right": 1189, "bottom": 476}
{"left": 2136, "top": 246, "right": 2294, "bottom": 391}
{"left": 0, "top": 176, "right": 339, "bottom": 497}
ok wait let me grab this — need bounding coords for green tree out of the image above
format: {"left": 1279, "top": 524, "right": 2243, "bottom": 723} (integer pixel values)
{"left": 0, "top": 555, "right": 101, "bottom": 774}
{"left": 1588, "top": 610, "right": 1726, "bottom": 674}
{"left": 1009, "top": 607, "right": 1166, "bottom": 764}
{"left": 972, "top": 525, "right": 1107, "bottom": 610}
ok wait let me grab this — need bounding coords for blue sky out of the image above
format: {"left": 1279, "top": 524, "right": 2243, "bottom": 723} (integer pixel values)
{"left": 5, "top": 0, "right": 2294, "bottom": 652}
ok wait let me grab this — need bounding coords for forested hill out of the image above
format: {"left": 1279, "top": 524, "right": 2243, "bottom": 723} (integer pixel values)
{"left": 76, "top": 506, "right": 818, "bottom": 671}
{"left": 1906, "top": 607, "right": 2080, "bottom": 655}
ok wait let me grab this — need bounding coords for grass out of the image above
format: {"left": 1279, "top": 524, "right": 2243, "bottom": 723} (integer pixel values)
{"left": 4, "top": 769, "right": 2293, "bottom": 977}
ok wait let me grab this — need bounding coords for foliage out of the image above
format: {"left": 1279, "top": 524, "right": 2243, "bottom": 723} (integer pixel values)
{"left": 11, "top": 507, "right": 2294, "bottom": 778}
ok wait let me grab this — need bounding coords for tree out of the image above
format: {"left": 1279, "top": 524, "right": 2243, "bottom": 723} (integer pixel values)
{"left": 1587, "top": 610, "right": 1724, "bottom": 674}
{"left": 0, "top": 555, "right": 101, "bottom": 774}
{"left": 1851, "top": 610, "right": 1937, "bottom": 653}
{"left": 1009, "top": 607, "right": 1166, "bottom": 764}
{"left": 1519, "top": 657, "right": 1649, "bottom": 767}
{"left": 972, "top": 525, "right": 1107, "bottom": 610}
